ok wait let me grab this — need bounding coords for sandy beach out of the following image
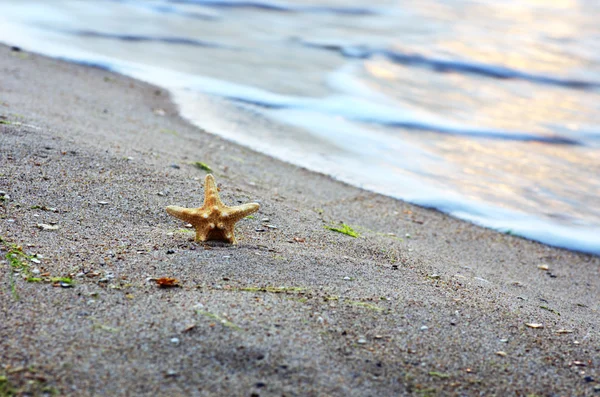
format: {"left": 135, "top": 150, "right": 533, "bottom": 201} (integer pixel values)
{"left": 1, "top": 45, "right": 599, "bottom": 396}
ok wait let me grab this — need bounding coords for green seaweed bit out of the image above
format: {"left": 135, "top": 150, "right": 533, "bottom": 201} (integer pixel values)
{"left": 345, "top": 300, "right": 383, "bottom": 312}
{"left": 1, "top": 237, "right": 74, "bottom": 287}
{"left": 324, "top": 223, "right": 359, "bottom": 238}
{"left": 172, "top": 228, "right": 194, "bottom": 234}
{"left": 237, "top": 286, "right": 306, "bottom": 294}
{"left": 0, "top": 375, "right": 15, "bottom": 396}
{"left": 50, "top": 277, "right": 74, "bottom": 285}
{"left": 415, "top": 388, "right": 437, "bottom": 396}
{"left": 428, "top": 371, "right": 450, "bottom": 379}
{"left": 192, "top": 161, "right": 212, "bottom": 172}
{"left": 540, "top": 305, "right": 560, "bottom": 316}
{"left": 9, "top": 272, "right": 18, "bottom": 300}
{"left": 160, "top": 129, "right": 178, "bottom": 136}
{"left": 93, "top": 323, "right": 119, "bottom": 333}
{"left": 196, "top": 309, "right": 241, "bottom": 330}
{"left": 245, "top": 215, "right": 255, "bottom": 219}
{"left": 288, "top": 297, "right": 308, "bottom": 303}
{"left": 0, "top": 119, "right": 12, "bottom": 125}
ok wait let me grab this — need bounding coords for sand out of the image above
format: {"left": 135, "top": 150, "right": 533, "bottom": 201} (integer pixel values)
{"left": 1, "top": 44, "right": 598, "bottom": 396}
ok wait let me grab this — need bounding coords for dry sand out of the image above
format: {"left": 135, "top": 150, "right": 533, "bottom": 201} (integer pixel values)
{"left": 0, "top": 44, "right": 599, "bottom": 396}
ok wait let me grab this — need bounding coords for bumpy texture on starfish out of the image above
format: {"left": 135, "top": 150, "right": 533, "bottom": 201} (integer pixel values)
{"left": 166, "top": 174, "right": 259, "bottom": 244}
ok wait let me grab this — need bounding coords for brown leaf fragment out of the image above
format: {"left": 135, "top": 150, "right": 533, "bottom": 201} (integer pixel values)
{"left": 293, "top": 237, "right": 305, "bottom": 243}
{"left": 155, "top": 277, "right": 180, "bottom": 288}
{"left": 182, "top": 323, "right": 197, "bottom": 333}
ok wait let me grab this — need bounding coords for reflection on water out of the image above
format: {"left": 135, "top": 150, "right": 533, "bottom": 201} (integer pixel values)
{"left": 0, "top": 0, "right": 599, "bottom": 254}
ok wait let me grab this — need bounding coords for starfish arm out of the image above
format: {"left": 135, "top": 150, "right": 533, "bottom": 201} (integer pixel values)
{"left": 166, "top": 206, "right": 199, "bottom": 225}
{"left": 203, "top": 174, "right": 223, "bottom": 207}
{"left": 227, "top": 202, "right": 260, "bottom": 222}
{"left": 194, "top": 224, "right": 213, "bottom": 242}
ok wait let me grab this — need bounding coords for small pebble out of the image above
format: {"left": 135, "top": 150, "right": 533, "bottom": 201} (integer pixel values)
{"left": 537, "top": 264, "right": 549, "bottom": 271}
{"left": 166, "top": 250, "right": 175, "bottom": 255}
{"left": 98, "top": 201, "right": 109, "bottom": 205}
{"left": 31, "top": 268, "right": 41, "bottom": 275}
{"left": 170, "top": 164, "right": 181, "bottom": 169}
{"left": 500, "top": 338, "right": 509, "bottom": 343}
{"left": 420, "top": 326, "right": 428, "bottom": 331}
{"left": 60, "top": 282, "right": 73, "bottom": 288}
{"left": 342, "top": 276, "right": 351, "bottom": 281}
{"left": 157, "top": 191, "right": 165, "bottom": 196}
{"left": 170, "top": 337, "right": 180, "bottom": 345}
{"left": 583, "top": 376, "right": 594, "bottom": 383}
{"left": 255, "top": 228, "right": 266, "bottom": 232}
{"left": 261, "top": 218, "right": 270, "bottom": 222}
{"left": 222, "top": 255, "right": 231, "bottom": 259}
{"left": 496, "top": 351, "right": 507, "bottom": 357}
{"left": 264, "top": 224, "right": 278, "bottom": 229}
{"left": 357, "top": 338, "right": 367, "bottom": 344}
{"left": 185, "top": 223, "right": 193, "bottom": 228}
{"left": 165, "top": 369, "right": 178, "bottom": 378}
{"left": 30, "top": 257, "right": 41, "bottom": 264}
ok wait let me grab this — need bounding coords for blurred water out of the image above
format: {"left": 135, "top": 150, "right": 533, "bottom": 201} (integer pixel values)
{"left": 1, "top": 0, "right": 599, "bottom": 254}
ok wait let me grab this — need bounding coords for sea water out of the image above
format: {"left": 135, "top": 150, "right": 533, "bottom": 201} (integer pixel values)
{"left": 1, "top": 0, "right": 599, "bottom": 255}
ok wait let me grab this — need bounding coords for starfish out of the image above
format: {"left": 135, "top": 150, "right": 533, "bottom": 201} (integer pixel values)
{"left": 166, "top": 174, "right": 259, "bottom": 244}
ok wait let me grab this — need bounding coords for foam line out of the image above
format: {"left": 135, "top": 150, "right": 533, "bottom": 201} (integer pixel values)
{"left": 300, "top": 40, "right": 600, "bottom": 90}
{"left": 69, "top": 29, "right": 235, "bottom": 49}
{"left": 168, "top": 0, "right": 380, "bottom": 15}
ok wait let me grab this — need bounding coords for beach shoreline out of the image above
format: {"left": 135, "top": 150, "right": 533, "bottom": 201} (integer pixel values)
{"left": 1, "top": 45, "right": 598, "bottom": 396}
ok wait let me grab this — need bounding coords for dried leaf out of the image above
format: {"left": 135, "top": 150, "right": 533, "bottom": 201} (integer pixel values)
{"left": 155, "top": 277, "right": 180, "bottom": 288}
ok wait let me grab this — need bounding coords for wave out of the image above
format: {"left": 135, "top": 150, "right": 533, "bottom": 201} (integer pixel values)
{"left": 168, "top": 0, "right": 381, "bottom": 15}
{"left": 66, "top": 29, "right": 236, "bottom": 49}
{"left": 299, "top": 40, "right": 600, "bottom": 90}
{"left": 107, "top": 0, "right": 219, "bottom": 19}
{"left": 180, "top": 74, "right": 580, "bottom": 145}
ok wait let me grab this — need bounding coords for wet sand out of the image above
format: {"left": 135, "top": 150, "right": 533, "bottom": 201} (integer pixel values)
{"left": 1, "top": 45, "right": 598, "bottom": 396}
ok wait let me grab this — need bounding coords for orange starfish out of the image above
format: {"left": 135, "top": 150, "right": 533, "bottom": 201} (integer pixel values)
{"left": 166, "top": 174, "right": 259, "bottom": 244}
